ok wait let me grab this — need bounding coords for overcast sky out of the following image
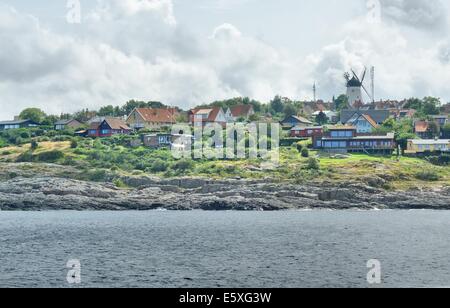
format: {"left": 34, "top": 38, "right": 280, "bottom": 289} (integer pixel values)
{"left": 0, "top": 0, "right": 449, "bottom": 118}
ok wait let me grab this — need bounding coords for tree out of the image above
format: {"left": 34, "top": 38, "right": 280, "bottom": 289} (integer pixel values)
{"left": 422, "top": 97, "right": 440, "bottom": 115}
{"left": 397, "top": 132, "right": 417, "bottom": 155}
{"left": 427, "top": 121, "right": 440, "bottom": 138}
{"left": 19, "top": 108, "right": 46, "bottom": 124}
{"left": 442, "top": 123, "right": 450, "bottom": 139}
{"left": 98, "top": 105, "right": 116, "bottom": 116}
{"left": 315, "top": 111, "right": 328, "bottom": 125}
{"left": 334, "top": 94, "right": 349, "bottom": 111}
{"left": 283, "top": 103, "right": 297, "bottom": 118}
{"left": 270, "top": 95, "right": 284, "bottom": 114}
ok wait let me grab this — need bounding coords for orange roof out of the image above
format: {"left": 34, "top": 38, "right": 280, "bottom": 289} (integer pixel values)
{"left": 361, "top": 114, "right": 379, "bottom": 128}
{"left": 230, "top": 105, "right": 253, "bottom": 117}
{"left": 104, "top": 118, "right": 131, "bottom": 130}
{"left": 415, "top": 121, "right": 429, "bottom": 133}
{"left": 190, "top": 107, "right": 223, "bottom": 122}
{"left": 134, "top": 108, "right": 177, "bottom": 124}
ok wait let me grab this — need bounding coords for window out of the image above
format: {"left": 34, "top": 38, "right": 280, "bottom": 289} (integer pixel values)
{"left": 101, "top": 129, "right": 110, "bottom": 135}
{"left": 89, "top": 130, "right": 97, "bottom": 135}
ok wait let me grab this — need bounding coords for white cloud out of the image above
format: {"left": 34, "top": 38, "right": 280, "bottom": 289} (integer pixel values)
{"left": 0, "top": 0, "right": 449, "bottom": 120}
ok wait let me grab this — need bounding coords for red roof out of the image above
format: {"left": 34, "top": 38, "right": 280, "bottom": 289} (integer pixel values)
{"left": 190, "top": 107, "right": 223, "bottom": 122}
{"left": 230, "top": 105, "right": 253, "bottom": 118}
{"left": 134, "top": 108, "right": 178, "bottom": 124}
{"left": 415, "top": 121, "right": 429, "bottom": 133}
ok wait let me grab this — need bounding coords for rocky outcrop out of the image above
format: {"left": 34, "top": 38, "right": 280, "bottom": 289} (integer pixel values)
{"left": 0, "top": 174, "right": 449, "bottom": 211}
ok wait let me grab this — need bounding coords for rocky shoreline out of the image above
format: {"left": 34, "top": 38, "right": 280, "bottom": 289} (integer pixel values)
{"left": 0, "top": 171, "right": 449, "bottom": 211}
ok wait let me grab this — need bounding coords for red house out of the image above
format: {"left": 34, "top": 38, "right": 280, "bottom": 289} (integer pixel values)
{"left": 290, "top": 126, "right": 323, "bottom": 138}
{"left": 88, "top": 117, "right": 132, "bottom": 137}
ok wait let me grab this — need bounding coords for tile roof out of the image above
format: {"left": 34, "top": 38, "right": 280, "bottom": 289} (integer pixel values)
{"left": 414, "top": 121, "right": 429, "bottom": 133}
{"left": 230, "top": 105, "right": 253, "bottom": 117}
{"left": 134, "top": 108, "right": 177, "bottom": 124}
{"left": 104, "top": 118, "right": 131, "bottom": 130}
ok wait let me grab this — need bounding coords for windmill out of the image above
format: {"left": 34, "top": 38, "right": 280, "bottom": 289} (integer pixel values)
{"left": 345, "top": 67, "right": 373, "bottom": 108}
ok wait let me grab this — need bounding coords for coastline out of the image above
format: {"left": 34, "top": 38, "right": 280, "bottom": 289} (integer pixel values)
{"left": 0, "top": 163, "right": 449, "bottom": 211}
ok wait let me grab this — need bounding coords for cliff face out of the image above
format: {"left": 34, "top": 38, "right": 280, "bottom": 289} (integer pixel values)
{"left": 0, "top": 169, "right": 449, "bottom": 211}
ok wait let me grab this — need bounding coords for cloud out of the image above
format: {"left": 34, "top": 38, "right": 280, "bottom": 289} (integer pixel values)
{"left": 379, "top": 0, "right": 448, "bottom": 31}
{"left": 0, "top": 0, "right": 450, "bottom": 120}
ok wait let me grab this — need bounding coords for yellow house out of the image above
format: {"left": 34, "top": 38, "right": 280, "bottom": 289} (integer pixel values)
{"left": 126, "top": 108, "right": 178, "bottom": 130}
{"left": 406, "top": 139, "right": 450, "bottom": 153}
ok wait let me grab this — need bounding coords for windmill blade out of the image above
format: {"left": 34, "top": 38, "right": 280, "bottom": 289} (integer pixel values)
{"left": 362, "top": 84, "right": 373, "bottom": 101}
{"left": 360, "top": 68, "right": 367, "bottom": 83}
{"left": 351, "top": 69, "right": 360, "bottom": 82}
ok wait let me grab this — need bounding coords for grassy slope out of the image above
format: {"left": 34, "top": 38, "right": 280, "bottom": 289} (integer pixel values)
{"left": 0, "top": 141, "right": 448, "bottom": 190}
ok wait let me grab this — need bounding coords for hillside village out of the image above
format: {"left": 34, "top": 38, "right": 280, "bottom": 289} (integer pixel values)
{"left": 0, "top": 71, "right": 449, "bottom": 189}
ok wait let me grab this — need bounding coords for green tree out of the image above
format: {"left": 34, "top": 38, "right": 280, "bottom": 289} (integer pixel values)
{"left": 315, "top": 111, "right": 328, "bottom": 125}
{"left": 427, "top": 121, "right": 440, "bottom": 138}
{"left": 442, "top": 123, "right": 450, "bottom": 139}
{"left": 270, "top": 95, "right": 284, "bottom": 114}
{"left": 19, "top": 108, "right": 46, "bottom": 124}
{"left": 334, "top": 94, "right": 349, "bottom": 111}
{"left": 98, "top": 105, "right": 116, "bottom": 116}
{"left": 283, "top": 103, "right": 297, "bottom": 118}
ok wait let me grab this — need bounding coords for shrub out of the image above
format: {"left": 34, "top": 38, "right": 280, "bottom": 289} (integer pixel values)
{"left": 415, "top": 170, "right": 441, "bottom": 181}
{"left": 86, "top": 169, "right": 108, "bottom": 182}
{"left": 149, "top": 159, "right": 169, "bottom": 173}
{"left": 301, "top": 148, "right": 309, "bottom": 158}
{"left": 1, "top": 150, "right": 12, "bottom": 155}
{"left": 16, "top": 151, "right": 34, "bottom": 162}
{"left": 70, "top": 140, "right": 78, "bottom": 149}
{"left": 306, "top": 157, "right": 319, "bottom": 170}
{"left": 31, "top": 140, "right": 39, "bottom": 151}
{"left": 35, "top": 150, "right": 64, "bottom": 163}
{"left": 172, "top": 159, "right": 194, "bottom": 172}
{"left": 296, "top": 142, "right": 303, "bottom": 153}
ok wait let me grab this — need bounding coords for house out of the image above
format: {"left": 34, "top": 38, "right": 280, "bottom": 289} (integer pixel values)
{"left": 290, "top": 126, "right": 323, "bottom": 138}
{"left": 281, "top": 115, "right": 313, "bottom": 128}
{"left": 313, "top": 126, "right": 395, "bottom": 154}
{"left": 0, "top": 119, "right": 40, "bottom": 130}
{"left": 414, "top": 121, "right": 432, "bottom": 139}
{"left": 390, "top": 109, "right": 416, "bottom": 120}
{"left": 340, "top": 110, "right": 390, "bottom": 126}
{"left": 88, "top": 117, "right": 132, "bottom": 137}
{"left": 189, "top": 107, "right": 227, "bottom": 127}
{"left": 345, "top": 113, "right": 379, "bottom": 133}
{"left": 143, "top": 133, "right": 193, "bottom": 149}
{"left": 126, "top": 108, "right": 178, "bottom": 130}
{"left": 226, "top": 105, "right": 255, "bottom": 122}
{"left": 54, "top": 119, "right": 83, "bottom": 131}
{"left": 406, "top": 139, "right": 450, "bottom": 154}
{"left": 432, "top": 115, "right": 448, "bottom": 127}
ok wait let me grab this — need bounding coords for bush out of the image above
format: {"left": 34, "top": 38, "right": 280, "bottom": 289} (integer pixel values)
{"left": 306, "top": 157, "right": 319, "bottom": 170}
{"left": 31, "top": 140, "right": 39, "bottom": 151}
{"left": 1, "top": 150, "right": 12, "bottom": 155}
{"left": 415, "top": 170, "right": 441, "bottom": 181}
{"left": 149, "top": 159, "right": 169, "bottom": 173}
{"left": 428, "top": 154, "right": 450, "bottom": 166}
{"left": 296, "top": 142, "right": 303, "bottom": 153}
{"left": 35, "top": 150, "right": 64, "bottom": 163}
{"left": 70, "top": 140, "right": 78, "bottom": 149}
{"left": 301, "top": 148, "right": 309, "bottom": 158}
{"left": 172, "top": 159, "right": 194, "bottom": 172}
{"left": 86, "top": 169, "right": 109, "bottom": 182}
{"left": 16, "top": 151, "right": 33, "bottom": 162}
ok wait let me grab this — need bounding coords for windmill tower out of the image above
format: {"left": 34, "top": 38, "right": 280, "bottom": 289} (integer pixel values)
{"left": 344, "top": 67, "right": 373, "bottom": 109}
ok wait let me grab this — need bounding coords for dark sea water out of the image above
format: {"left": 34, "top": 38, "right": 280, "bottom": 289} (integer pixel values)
{"left": 0, "top": 210, "right": 449, "bottom": 288}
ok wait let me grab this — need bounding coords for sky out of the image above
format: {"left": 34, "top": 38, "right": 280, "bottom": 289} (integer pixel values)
{"left": 0, "top": 0, "right": 449, "bottom": 119}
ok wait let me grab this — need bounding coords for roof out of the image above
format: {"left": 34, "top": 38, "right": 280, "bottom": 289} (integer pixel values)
{"left": 230, "top": 105, "right": 253, "bottom": 117}
{"left": 414, "top": 121, "right": 429, "bottom": 133}
{"left": 409, "top": 139, "right": 449, "bottom": 145}
{"left": 340, "top": 109, "right": 390, "bottom": 124}
{"left": 55, "top": 119, "right": 79, "bottom": 125}
{"left": 347, "top": 76, "right": 362, "bottom": 87}
{"left": 104, "top": 118, "right": 131, "bottom": 130}
{"left": 328, "top": 126, "right": 357, "bottom": 130}
{"left": 291, "top": 126, "right": 323, "bottom": 131}
{"left": 90, "top": 118, "right": 131, "bottom": 130}
{"left": 347, "top": 114, "right": 379, "bottom": 128}
{"left": 132, "top": 108, "right": 177, "bottom": 124}
{"left": 191, "top": 107, "right": 223, "bottom": 122}
{"left": 282, "top": 115, "right": 313, "bottom": 125}
{"left": 0, "top": 119, "right": 37, "bottom": 125}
